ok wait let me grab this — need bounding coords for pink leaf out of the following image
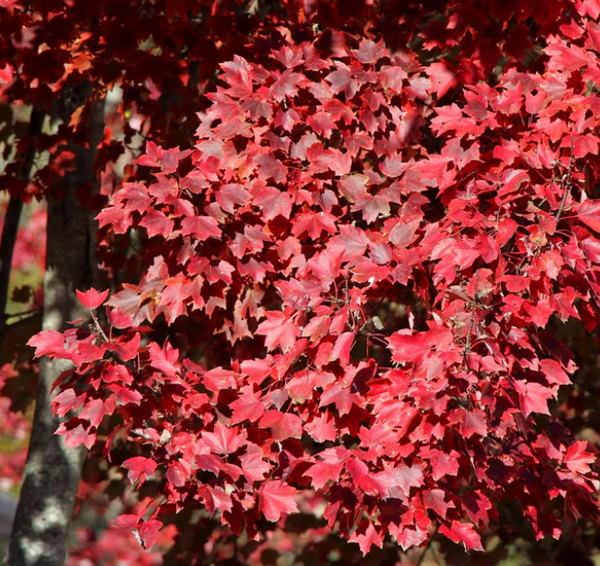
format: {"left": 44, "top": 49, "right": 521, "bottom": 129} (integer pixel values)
{"left": 76, "top": 288, "right": 109, "bottom": 310}
{"left": 564, "top": 440, "right": 595, "bottom": 474}
{"left": 122, "top": 456, "right": 157, "bottom": 485}
{"left": 259, "top": 480, "right": 298, "bottom": 522}
{"left": 28, "top": 330, "right": 65, "bottom": 358}
{"left": 540, "top": 359, "right": 571, "bottom": 386}
{"left": 579, "top": 199, "right": 600, "bottom": 233}
{"left": 439, "top": 521, "right": 483, "bottom": 551}
{"left": 349, "top": 523, "right": 384, "bottom": 555}
{"left": 137, "top": 519, "right": 163, "bottom": 550}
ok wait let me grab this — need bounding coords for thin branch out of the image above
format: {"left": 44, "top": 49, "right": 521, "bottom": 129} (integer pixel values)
{"left": 5, "top": 308, "right": 42, "bottom": 320}
{"left": 415, "top": 526, "right": 439, "bottom": 566}
{"left": 429, "top": 542, "right": 443, "bottom": 566}
{"left": 463, "top": 272, "right": 479, "bottom": 367}
{"left": 90, "top": 310, "right": 109, "bottom": 343}
{"left": 0, "top": 108, "right": 45, "bottom": 347}
{"left": 5, "top": 312, "right": 43, "bottom": 330}
{"left": 556, "top": 135, "right": 575, "bottom": 222}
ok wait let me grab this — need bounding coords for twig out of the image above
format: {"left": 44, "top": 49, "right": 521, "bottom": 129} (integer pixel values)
{"left": 463, "top": 272, "right": 479, "bottom": 366}
{"left": 415, "top": 526, "right": 439, "bottom": 566}
{"left": 5, "top": 312, "right": 43, "bottom": 330}
{"left": 430, "top": 542, "right": 443, "bottom": 566}
{"left": 5, "top": 308, "right": 42, "bottom": 320}
{"left": 556, "top": 135, "right": 575, "bottom": 222}
{"left": 90, "top": 310, "right": 109, "bottom": 343}
{"left": 464, "top": 302, "right": 476, "bottom": 358}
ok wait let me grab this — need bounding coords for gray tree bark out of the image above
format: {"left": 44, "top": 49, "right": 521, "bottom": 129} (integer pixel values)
{"left": 0, "top": 108, "right": 44, "bottom": 346}
{"left": 5, "top": 88, "right": 105, "bottom": 566}
{"left": 0, "top": 492, "right": 17, "bottom": 540}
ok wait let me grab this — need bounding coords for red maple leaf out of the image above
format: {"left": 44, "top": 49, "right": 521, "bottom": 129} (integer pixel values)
{"left": 256, "top": 312, "right": 300, "bottom": 353}
{"left": 439, "top": 521, "right": 483, "bottom": 551}
{"left": 564, "top": 441, "right": 596, "bottom": 474}
{"left": 423, "top": 489, "right": 455, "bottom": 519}
{"left": 201, "top": 422, "right": 246, "bottom": 455}
{"left": 122, "top": 457, "right": 157, "bottom": 486}
{"left": 76, "top": 288, "right": 109, "bottom": 310}
{"left": 349, "top": 522, "right": 384, "bottom": 555}
{"left": 258, "top": 480, "right": 298, "bottom": 522}
{"left": 579, "top": 199, "right": 600, "bottom": 233}
{"left": 259, "top": 410, "right": 303, "bottom": 441}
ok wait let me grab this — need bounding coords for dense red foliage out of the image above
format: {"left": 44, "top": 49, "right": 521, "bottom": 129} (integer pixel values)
{"left": 29, "top": 2, "right": 600, "bottom": 555}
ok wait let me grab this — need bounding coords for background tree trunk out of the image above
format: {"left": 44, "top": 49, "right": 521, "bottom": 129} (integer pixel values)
{"left": 0, "top": 492, "right": 17, "bottom": 540}
{"left": 0, "top": 108, "right": 45, "bottom": 347}
{"left": 5, "top": 89, "right": 104, "bottom": 566}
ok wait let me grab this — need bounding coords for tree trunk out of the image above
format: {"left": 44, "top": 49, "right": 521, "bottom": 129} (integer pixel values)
{"left": 5, "top": 90, "right": 104, "bottom": 566}
{"left": 0, "top": 492, "right": 17, "bottom": 540}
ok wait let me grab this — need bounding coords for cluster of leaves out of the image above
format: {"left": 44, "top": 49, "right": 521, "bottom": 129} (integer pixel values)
{"left": 0, "top": 0, "right": 584, "bottom": 201}
{"left": 0, "top": 0, "right": 290, "bottom": 203}
{"left": 65, "top": 496, "right": 177, "bottom": 566}
{"left": 31, "top": 2, "right": 600, "bottom": 554}
{"left": 66, "top": 526, "right": 166, "bottom": 566}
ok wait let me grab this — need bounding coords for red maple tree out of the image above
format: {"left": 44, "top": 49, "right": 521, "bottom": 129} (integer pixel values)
{"left": 4, "top": 0, "right": 600, "bottom": 564}
{"left": 31, "top": 3, "right": 600, "bottom": 557}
